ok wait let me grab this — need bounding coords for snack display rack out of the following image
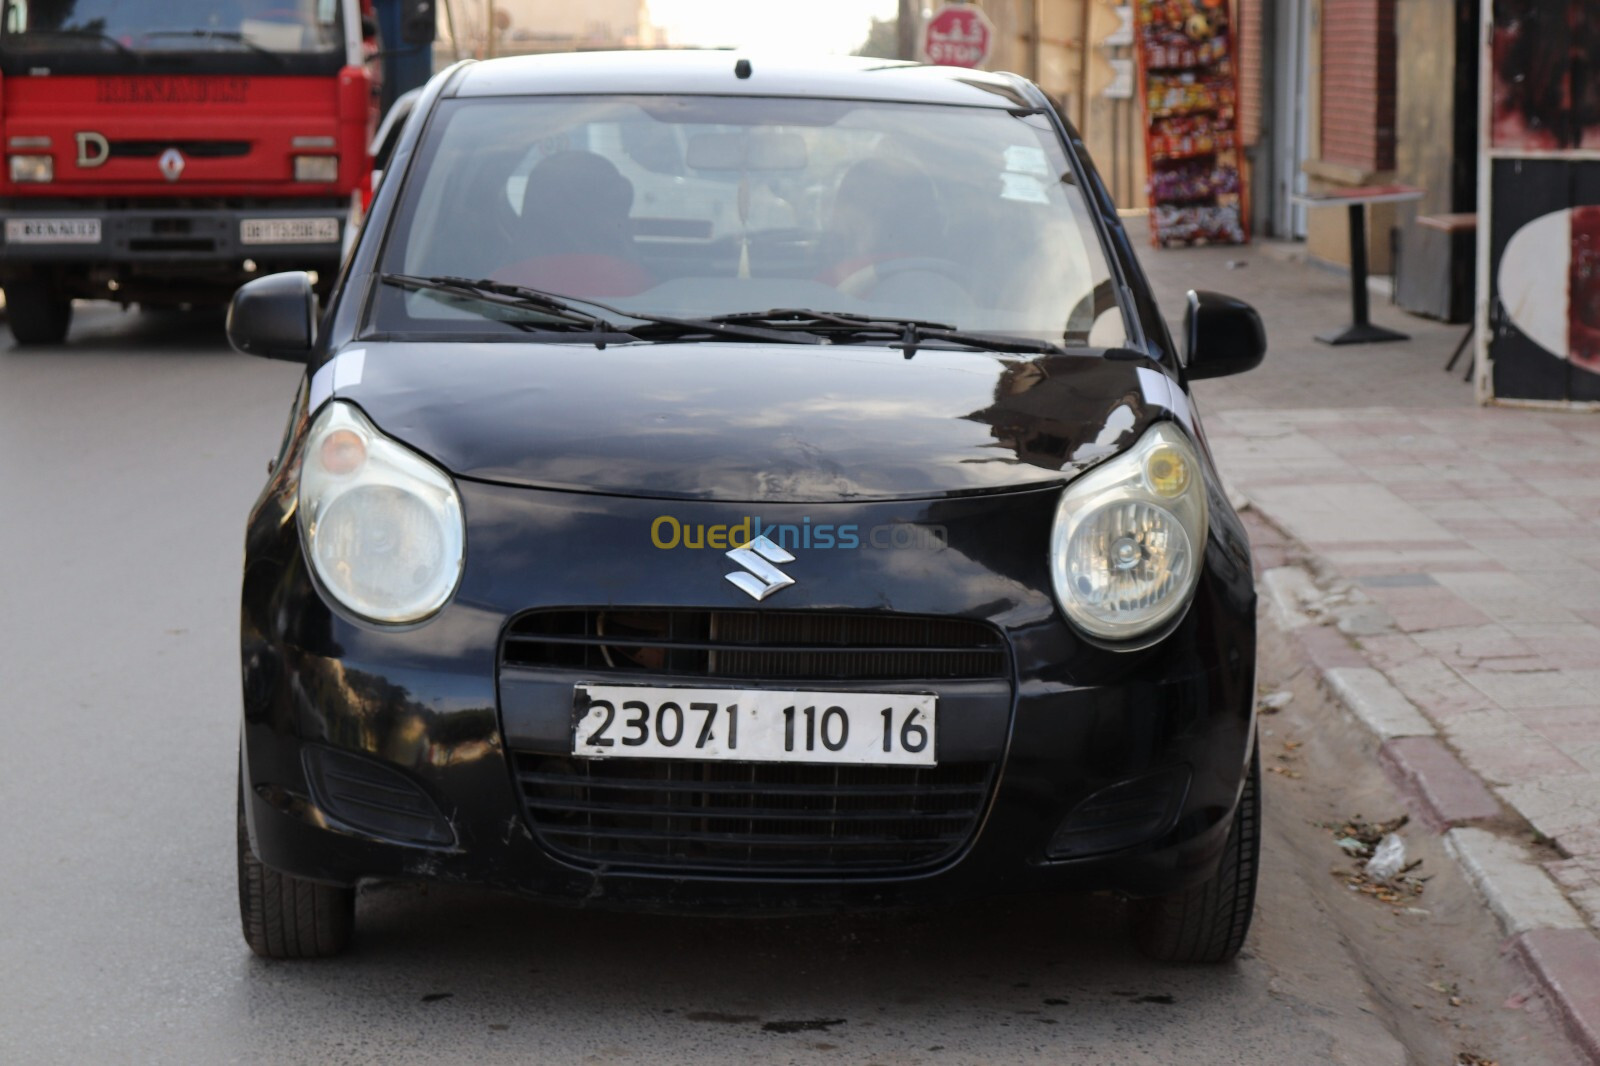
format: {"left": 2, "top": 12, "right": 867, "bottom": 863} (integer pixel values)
{"left": 1133, "top": 0, "right": 1249, "bottom": 246}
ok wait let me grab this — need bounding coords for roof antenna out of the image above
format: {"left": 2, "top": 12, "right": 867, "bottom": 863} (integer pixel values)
{"left": 734, "top": 58, "right": 752, "bottom": 79}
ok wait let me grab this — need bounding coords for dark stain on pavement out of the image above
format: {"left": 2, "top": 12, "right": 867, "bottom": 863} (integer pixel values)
{"left": 687, "top": 1011, "right": 758, "bottom": 1024}
{"left": 762, "top": 1017, "right": 847, "bottom": 1034}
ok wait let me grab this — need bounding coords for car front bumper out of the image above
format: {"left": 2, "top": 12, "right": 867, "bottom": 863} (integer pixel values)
{"left": 240, "top": 474, "right": 1257, "bottom": 911}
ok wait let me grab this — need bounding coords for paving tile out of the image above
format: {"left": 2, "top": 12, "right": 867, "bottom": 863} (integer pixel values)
{"left": 1384, "top": 654, "right": 1496, "bottom": 721}
{"left": 1504, "top": 570, "right": 1600, "bottom": 615}
{"left": 1446, "top": 828, "right": 1587, "bottom": 933}
{"left": 1544, "top": 857, "right": 1600, "bottom": 930}
{"left": 1354, "top": 572, "right": 1438, "bottom": 588}
{"left": 1293, "top": 624, "right": 1368, "bottom": 671}
{"left": 1512, "top": 927, "right": 1600, "bottom": 1059}
{"left": 1491, "top": 617, "right": 1600, "bottom": 669}
{"left": 1462, "top": 480, "right": 1550, "bottom": 500}
{"left": 1412, "top": 624, "right": 1538, "bottom": 670}
{"left": 1555, "top": 824, "right": 1600, "bottom": 863}
{"left": 1360, "top": 584, "right": 1493, "bottom": 632}
{"left": 1485, "top": 496, "right": 1584, "bottom": 523}
{"left": 1529, "top": 479, "right": 1600, "bottom": 499}
{"left": 1378, "top": 736, "right": 1503, "bottom": 830}
{"left": 1431, "top": 570, "right": 1582, "bottom": 626}
{"left": 1497, "top": 773, "right": 1600, "bottom": 843}
{"left": 1433, "top": 517, "right": 1537, "bottom": 540}
{"left": 1390, "top": 479, "right": 1478, "bottom": 500}
{"left": 1569, "top": 742, "right": 1600, "bottom": 775}
{"left": 1459, "top": 669, "right": 1600, "bottom": 710}
{"left": 1471, "top": 538, "right": 1600, "bottom": 571}
{"left": 1355, "top": 632, "right": 1429, "bottom": 673}
{"left": 1245, "top": 483, "right": 1454, "bottom": 545}
{"left": 1518, "top": 704, "right": 1600, "bottom": 740}
{"left": 1513, "top": 520, "right": 1599, "bottom": 540}
{"left": 1361, "top": 463, "right": 1457, "bottom": 485}
{"left": 1413, "top": 498, "right": 1501, "bottom": 520}
{"left": 1323, "top": 666, "right": 1436, "bottom": 739}
{"left": 1441, "top": 710, "right": 1588, "bottom": 785}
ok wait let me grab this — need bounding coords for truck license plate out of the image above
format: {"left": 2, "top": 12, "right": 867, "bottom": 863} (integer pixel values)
{"left": 5, "top": 218, "right": 101, "bottom": 244}
{"left": 240, "top": 218, "right": 340, "bottom": 245}
{"left": 573, "top": 684, "right": 937, "bottom": 767}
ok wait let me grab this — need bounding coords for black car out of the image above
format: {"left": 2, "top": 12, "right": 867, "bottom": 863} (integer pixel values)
{"left": 230, "top": 51, "right": 1266, "bottom": 963}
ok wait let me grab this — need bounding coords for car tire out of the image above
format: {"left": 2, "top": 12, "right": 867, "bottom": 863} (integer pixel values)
{"left": 237, "top": 773, "right": 355, "bottom": 959}
{"left": 4, "top": 282, "right": 72, "bottom": 345}
{"left": 1130, "top": 741, "right": 1260, "bottom": 964}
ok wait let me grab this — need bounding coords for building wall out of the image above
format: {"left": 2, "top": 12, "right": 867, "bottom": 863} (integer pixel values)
{"left": 1305, "top": 0, "right": 1399, "bottom": 271}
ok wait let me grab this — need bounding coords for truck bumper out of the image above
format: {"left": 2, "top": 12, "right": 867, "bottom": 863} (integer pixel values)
{"left": 0, "top": 199, "right": 349, "bottom": 301}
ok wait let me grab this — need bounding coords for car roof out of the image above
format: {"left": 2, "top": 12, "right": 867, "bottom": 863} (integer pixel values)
{"left": 448, "top": 50, "right": 1038, "bottom": 110}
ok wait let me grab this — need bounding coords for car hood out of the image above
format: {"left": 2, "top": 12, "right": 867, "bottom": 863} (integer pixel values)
{"left": 327, "top": 340, "right": 1181, "bottom": 503}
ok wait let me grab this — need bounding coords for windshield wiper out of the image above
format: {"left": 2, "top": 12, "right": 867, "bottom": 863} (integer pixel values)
{"left": 379, "top": 274, "right": 820, "bottom": 347}
{"left": 382, "top": 273, "right": 624, "bottom": 341}
{"left": 142, "top": 29, "right": 286, "bottom": 65}
{"left": 704, "top": 309, "right": 1071, "bottom": 359}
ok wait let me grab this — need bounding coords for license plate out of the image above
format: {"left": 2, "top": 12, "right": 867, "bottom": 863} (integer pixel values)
{"left": 240, "top": 217, "right": 339, "bottom": 245}
{"left": 573, "top": 684, "right": 937, "bottom": 766}
{"left": 5, "top": 218, "right": 100, "bottom": 244}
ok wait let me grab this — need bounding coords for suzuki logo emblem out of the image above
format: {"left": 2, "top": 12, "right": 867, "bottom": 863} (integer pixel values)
{"left": 724, "top": 535, "right": 796, "bottom": 601}
{"left": 158, "top": 147, "right": 185, "bottom": 182}
{"left": 75, "top": 132, "right": 110, "bottom": 168}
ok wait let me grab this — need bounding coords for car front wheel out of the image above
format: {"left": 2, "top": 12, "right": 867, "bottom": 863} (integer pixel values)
{"left": 1130, "top": 740, "right": 1261, "bottom": 963}
{"left": 237, "top": 772, "right": 355, "bottom": 959}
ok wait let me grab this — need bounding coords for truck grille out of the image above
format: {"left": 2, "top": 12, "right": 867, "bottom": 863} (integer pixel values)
{"left": 501, "top": 608, "right": 1008, "bottom": 682}
{"left": 109, "top": 140, "right": 251, "bottom": 159}
{"left": 514, "top": 754, "right": 992, "bottom": 874}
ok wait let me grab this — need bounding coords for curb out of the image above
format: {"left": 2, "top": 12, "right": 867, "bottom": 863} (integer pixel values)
{"left": 1256, "top": 548, "right": 1600, "bottom": 1062}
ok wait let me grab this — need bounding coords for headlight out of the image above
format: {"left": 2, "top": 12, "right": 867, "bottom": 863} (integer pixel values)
{"left": 297, "top": 401, "right": 464, "bottom": 624}
{"left": 1049, "top": 421, "right": 1209, "bottom": 644}
{"left": 9, "top": 155, "right": 53, "bottom": 183}
{"left": 294, "top": 155, "right": 338, "bottom": 182}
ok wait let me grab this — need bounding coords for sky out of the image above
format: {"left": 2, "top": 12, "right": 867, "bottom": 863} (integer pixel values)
{"left": 648, "top": 0, "right": 899, "bottom": 54}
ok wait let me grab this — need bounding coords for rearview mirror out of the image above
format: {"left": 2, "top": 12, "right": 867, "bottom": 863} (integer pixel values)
{"left": 1183, "top": 290, "right": 1265, "bottom": 380}
{"left": 686, "top": 131, "right": 808, "bottom": 171}
{"left": 227, "top": 272, "right": 316, "bottom": 362}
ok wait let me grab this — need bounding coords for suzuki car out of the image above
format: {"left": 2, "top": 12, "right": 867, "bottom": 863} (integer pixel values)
{"left": 230, "top": 51, "right": 1266, "bottom": 963}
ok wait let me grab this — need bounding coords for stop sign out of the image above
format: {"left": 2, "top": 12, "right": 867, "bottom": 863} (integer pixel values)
{"left": 923, "top": 4, "right": 993, "bottom": 69}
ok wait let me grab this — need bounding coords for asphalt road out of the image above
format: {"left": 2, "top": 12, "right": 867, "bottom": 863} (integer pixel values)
{"left": 0, "top": 305, "right": 1573, "bottom": 1065}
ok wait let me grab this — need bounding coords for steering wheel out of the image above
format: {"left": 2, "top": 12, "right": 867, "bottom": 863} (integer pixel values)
{"left": 836, "top": 256, "right": 969, "bottom": 299}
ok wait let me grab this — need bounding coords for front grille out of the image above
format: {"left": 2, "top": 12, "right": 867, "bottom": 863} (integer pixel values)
{"left": 514, "top": 754, "right": 992, "bottom": 873}
{"left": 110, "top": 140, "right": 251, "bottom": 159}
{"left": 501, "top": 609, "right": 1008, "bottom": 682}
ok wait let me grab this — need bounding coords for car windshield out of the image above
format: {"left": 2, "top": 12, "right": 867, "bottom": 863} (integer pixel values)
{"left": 0, "top": 0, "right": 343, "bottom": 56}
{"left": 375, "top": 95, "right": 1128, "bottom": 347}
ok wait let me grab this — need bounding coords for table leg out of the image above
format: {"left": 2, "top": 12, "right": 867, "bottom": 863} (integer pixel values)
{"left": 1317, "top": 202, "right": 1410, "bottom": 345}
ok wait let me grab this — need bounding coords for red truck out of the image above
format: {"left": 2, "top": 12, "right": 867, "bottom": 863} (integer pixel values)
{"left": 0, "top": 0, "right": 435, "bottom": 345}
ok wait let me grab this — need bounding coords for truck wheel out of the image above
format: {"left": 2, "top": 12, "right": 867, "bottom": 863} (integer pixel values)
{"left": 4, "top": 282, "right": 72, "bottom": 345}
{"left": 1130, "top": 742, "right": 1260, "bottom": 963}
{"left": 237, "top": 772, "right": 355, "bottom": 959}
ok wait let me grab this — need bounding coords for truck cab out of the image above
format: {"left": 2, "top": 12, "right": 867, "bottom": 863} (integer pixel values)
{"left": 0, "top": 0, "right": 434, "bottom": 343}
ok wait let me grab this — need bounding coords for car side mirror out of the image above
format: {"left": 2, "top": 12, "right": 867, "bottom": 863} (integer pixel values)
{"left": 1183, "top": 290, "right": 1265, "bottom": 380}
{"left": 227, "top": 272, "right": 316, "bottom": 362}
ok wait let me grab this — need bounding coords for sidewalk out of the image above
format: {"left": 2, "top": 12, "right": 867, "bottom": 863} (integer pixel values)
{"left": 1129, "top": 219, "right": 1600, "bottom": 1057}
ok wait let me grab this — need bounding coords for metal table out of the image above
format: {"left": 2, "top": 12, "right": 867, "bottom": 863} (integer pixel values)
{"left": 1292, "top": 185, "right": 1425, "bottom": 345}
